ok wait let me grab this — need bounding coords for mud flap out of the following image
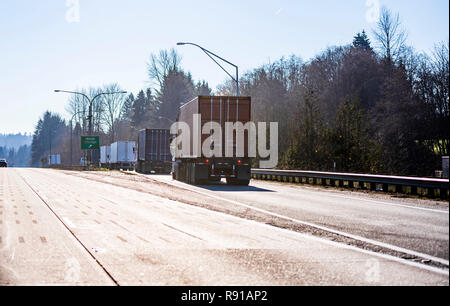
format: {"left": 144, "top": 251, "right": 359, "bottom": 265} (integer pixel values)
{"left": 194, "top": 164, "right": 209, "bottom": 181}
{"left": 237, "top": 165, "right": 251, "bottom": 180}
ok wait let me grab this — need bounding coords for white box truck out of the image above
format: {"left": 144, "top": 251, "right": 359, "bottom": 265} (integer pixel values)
{"left": 100, "top": 145, "right": 111, "bottom": 168}
{"left": 48, "top": 154, "right": 61, "bottom": 165}
{"left": 109, "top": 141, "right": 136, "bottom": 170}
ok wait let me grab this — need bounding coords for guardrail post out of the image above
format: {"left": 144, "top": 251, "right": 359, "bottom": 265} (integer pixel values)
{"left": 440, "top": 188, "right": 449, "bottom": 199}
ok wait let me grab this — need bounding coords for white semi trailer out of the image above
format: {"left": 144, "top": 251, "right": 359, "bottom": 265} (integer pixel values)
{"left": 100, "top": 145, "right": 111, "bottom": 168}
{"left": 109, "top": 141, "right": 136, "bottom": 170}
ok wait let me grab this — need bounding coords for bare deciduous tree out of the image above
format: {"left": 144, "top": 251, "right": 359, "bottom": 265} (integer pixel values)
{"left": 100, "top": 83, "right": 127, "bottom": 143}
{"left": 65, "top": 89, "right": 89, "bottom": 133}
{"left": 147, "top": 49, "right": 182, "bottom": 93}
{"left": 372, "top": 6, "right": 408, "bottom": 65}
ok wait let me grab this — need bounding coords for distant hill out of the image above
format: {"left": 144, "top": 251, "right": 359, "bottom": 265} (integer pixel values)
{"left": 0, "top": 133, "right": 32, "bottom": 167}
{"left": 0, "top": 133, "right": 33, "bottom": 150}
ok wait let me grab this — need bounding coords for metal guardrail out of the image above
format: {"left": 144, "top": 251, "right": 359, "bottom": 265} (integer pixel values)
{"left": 251, "top": 169, "right": 449, "bottom": 199}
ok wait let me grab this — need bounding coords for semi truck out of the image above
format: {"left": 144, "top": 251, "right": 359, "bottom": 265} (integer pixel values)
{"left": 109, "top": 141, "right": 136, "bottom": 170}
{"left": 100, "top": 145, "right": 111, "bottom": 168}
{"left": 136, "top": 129, "right": 172, "bottom": 174}
{"left": 172, "top": 96, "right": 252, "bottom": 185}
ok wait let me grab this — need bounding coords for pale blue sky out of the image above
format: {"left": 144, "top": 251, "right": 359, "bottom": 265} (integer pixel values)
{"left": 0, "top": 0, "right": 448, "bottom": 134}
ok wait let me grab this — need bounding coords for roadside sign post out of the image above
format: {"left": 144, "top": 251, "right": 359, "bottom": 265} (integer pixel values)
{"left": 81, "top": 136, "right": 100, "bottom": 166}
{"left": 81, "top": 136, "right": 100, "bottom": 150}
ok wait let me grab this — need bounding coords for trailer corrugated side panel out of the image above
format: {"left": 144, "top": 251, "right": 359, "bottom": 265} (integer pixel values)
{"left": 147, "top": 129, "right": 171, "bottom": 162}
{"left": 138, "top": 130, "right": 146, "bottom": 161}
{"left": 138, "top": 129, "right": 172, "bottom": 162}
{"left": 178, "top": 97, "right": 198, "bottom": 158}
{"left": 177, "top": 96, "right": 251, "bottom": 159}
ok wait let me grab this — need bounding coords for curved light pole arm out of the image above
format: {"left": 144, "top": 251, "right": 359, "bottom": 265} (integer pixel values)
{"left": 55, "top": 90, "right": 127, "bottom": 135}
{"left": 56, "top": 89, "right": 126, "bottom": 166}
{"left": 177, "top": 42, "right": 239, "bottom": 96}
{"left": 89, "top": 91, "right": 127, "bottom": 105}
{"left": 54, "top": 90, "right": 91, "bottom": 103}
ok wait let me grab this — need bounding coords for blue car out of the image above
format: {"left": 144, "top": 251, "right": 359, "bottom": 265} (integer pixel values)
{"left": 0, "top": 159, "right": 7, "bottom": 167}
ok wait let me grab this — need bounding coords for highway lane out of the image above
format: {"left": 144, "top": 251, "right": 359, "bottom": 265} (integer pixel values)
{"left": 0, "top": 168, "right": 448, "bottom": 285}
{"left": 148, "top": 174, "right": 449, "bottom": 262}
{"left": 0, "top": 168, "right": 115, "bottom": 285}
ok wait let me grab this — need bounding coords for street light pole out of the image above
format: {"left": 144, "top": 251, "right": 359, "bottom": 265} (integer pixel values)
{"left": 55, "top": 89, "right": 127, "bottom": 165}
{"left": 69, "top": 110, "right": 88, "bottom": 166}
{"left": 176, "top": 42, "right": 239, "bottom": 96}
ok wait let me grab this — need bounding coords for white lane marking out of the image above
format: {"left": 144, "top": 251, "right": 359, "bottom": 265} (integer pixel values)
{"left": 62, "top": 217, "right": 77, "bottom": 229}
{"left": 150, "top": 176, "right": 449, "bottom": 267}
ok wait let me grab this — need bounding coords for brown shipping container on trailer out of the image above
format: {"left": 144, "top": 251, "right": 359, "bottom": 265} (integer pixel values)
{"left": 174, "top": 96, "right": 252, "bottom": 185}
{"left": 177, "top": 96, "right": 251, "bottom": 158}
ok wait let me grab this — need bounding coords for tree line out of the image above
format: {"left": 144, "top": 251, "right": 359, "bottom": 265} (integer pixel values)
{"left": 218, "top": 7, "right": 448, "bottom": 176}
{"left": 30, "top": 49, "right": 212, "bottom": 166}
{"left": 0, "top": 133, "right": 32, "bottom": 167}
{"left": 0, "top": 145, "right": 31, "bottom": 167}
{"left": 30, "top": 7, "right": 448, "bottom": 176}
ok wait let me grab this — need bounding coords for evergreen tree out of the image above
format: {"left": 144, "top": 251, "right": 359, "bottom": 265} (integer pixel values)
{"left": 120, "top": 93, "right": 135, "bottom": 121}
{"left": 30, "top": 111, "right": 67, "bottom": 167}
{"left": 157, "top": 69, "right": 195, "bottom": 127}
{"left": 195, "top": 80, "right": 213, "bottom": 96}
{"left": 130, "top": 90, "right": 149, "bottom": 129}
{"left": 330, "top": 95, "right": 378, "bottom": 172}
{"left": 353, "top": 30, "right": 372, "bottom": 51}
{"left": 282, "top": 94, "right": 330, "bottom": 170}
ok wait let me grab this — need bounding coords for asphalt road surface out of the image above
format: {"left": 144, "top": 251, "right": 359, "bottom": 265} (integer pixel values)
{"left": 149, "top": 174, "right": 449, "bottom": 261}
{"left": 0, "top": 168, "right": 448, "bottom": 286}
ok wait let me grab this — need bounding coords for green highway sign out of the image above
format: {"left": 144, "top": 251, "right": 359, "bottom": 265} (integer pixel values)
{"left": 81, "top": 136, "right": 100, "bottom": 150}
